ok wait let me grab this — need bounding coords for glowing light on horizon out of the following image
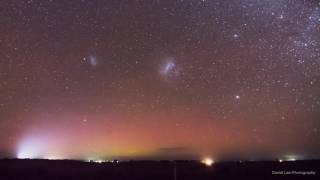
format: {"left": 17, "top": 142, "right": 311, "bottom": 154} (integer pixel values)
{"left": 94, "top": 159, "right": 104, "bottom": 163}
{"left": 17, "top": 138, "right": 43, "bottom": 159}
{"left": 201, "top": 158, "right": 214, "bottom": 166}
{"left": 16, "top": 134, "right": 59, "bottom": 160}
{"left": 17, "top": 149, "right": 37, "bottom": 159}
{"left": 287, "top": 157, "right": 297, "bottom": 161}
{"left": 278, "top": 155, "right": 299, "bottom": 162}
{"left": 44, "top": 155, "right": 65, "bottom": 160}
{"left": 285, "top": 155, "right": 298, "bottom": 161}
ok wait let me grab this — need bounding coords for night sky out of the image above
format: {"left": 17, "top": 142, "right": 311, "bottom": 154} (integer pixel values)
{"left": 0, "top": 0, "right": 320, "bottom": 161}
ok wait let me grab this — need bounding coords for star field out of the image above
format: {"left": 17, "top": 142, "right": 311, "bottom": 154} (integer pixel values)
{"left": 0, "top": 0, "right": 320, "bottom": 160}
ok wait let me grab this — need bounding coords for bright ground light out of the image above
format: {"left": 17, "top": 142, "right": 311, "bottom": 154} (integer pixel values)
{"left": 17, "top": 142, "right": 40, "bottom": 159}
{"left": 201, "top": 158, "right": 215, "bottom": 166}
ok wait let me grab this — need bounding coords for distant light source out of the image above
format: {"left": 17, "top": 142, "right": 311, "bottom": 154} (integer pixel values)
{"left": 287, "top": 157, "right": 296, "bottom": 161}
{"left": 278, "top": 155, "right": 298, "bottom": 162}
{"left": 285, "top": 155, "right": 298, "bottom": 162}
{"left": 201, "top": 158, "right": 214, "bottom": 166}
{"left": 17, "top": 150, "right": 35, "bottom": 159}
{"left": 96, "top": 160, "right": 103, "bottom": 163}
{"left": 16, "top": 135, "right": 49, "bottom": 159}
{"left": 17, "top": 145, "right": 39, "bottom": 159}
{"left": 45, "top": 155, "right": 61, "bottom": 160}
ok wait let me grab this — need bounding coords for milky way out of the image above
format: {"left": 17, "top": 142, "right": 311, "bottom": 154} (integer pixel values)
{"left": 0, "top": 0, "right": 320, "bottom": 160}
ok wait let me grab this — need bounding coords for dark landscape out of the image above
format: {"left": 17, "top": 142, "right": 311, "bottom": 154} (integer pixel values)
{"left": 0, "top": 159, "right": 319, "bottom": 180}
